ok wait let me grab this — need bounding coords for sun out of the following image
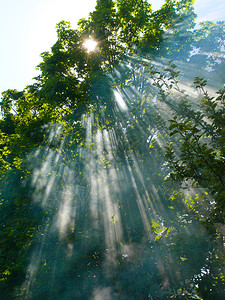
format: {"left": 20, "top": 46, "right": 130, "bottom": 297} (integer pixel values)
{"left": 83, "top": 38, "right": 97, "bottom": 52}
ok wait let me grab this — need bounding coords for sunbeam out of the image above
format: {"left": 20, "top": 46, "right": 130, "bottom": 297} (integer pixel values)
{"left": 17, "top": 62, "right": 222, "bottom": 298}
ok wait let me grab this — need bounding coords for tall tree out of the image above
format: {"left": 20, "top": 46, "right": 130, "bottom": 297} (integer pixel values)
{"left": 0, "top": 1, "right": 224, "bottom": 299}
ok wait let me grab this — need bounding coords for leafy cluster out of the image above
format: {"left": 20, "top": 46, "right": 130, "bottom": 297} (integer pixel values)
{"left": 166, "top": 77, "right": 225, "bottom": 222}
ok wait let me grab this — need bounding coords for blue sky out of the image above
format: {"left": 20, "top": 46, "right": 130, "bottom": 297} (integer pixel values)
{"left": 0, "top": 0, "right": 224, "bottom": 95}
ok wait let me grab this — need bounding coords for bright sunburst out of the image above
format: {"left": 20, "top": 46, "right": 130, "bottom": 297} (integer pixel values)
{"left": 83, "top": 38, "right": 97, "bottom": 52}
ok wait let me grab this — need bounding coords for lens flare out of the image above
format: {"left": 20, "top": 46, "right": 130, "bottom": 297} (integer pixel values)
{"left": 83, "top": 38, "right": 97, "bottom": 52}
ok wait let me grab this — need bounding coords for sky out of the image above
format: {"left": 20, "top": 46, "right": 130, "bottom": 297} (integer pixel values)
{"left": 0, "top": 0, "right": 224, "bottom": 95}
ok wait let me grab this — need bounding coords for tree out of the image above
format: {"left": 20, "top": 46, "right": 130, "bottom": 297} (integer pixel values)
{"left": 140, "top": 0, "right": 196, "bottom": 57}
{"left": 0, "top": 1, "right": 225, "bottom": 299}
{"left": 166, "top": 77, "right": 225, "bottom": 222}
{"left": 190, "top": 21, "right": 225, "bottom": 77}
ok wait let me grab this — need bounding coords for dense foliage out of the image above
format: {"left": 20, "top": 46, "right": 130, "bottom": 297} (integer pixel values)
{"left": 0, "top": 0, "right": 224, "bottom": 299}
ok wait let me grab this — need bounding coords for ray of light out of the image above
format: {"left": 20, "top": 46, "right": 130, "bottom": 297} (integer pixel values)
{"left": 18, "top": 52, "right": 219, "bottom": 299}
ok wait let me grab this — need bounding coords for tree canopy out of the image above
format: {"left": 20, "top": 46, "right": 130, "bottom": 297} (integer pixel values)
{"left": 0, "top": 1, "right": 225, "bottom": 299}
